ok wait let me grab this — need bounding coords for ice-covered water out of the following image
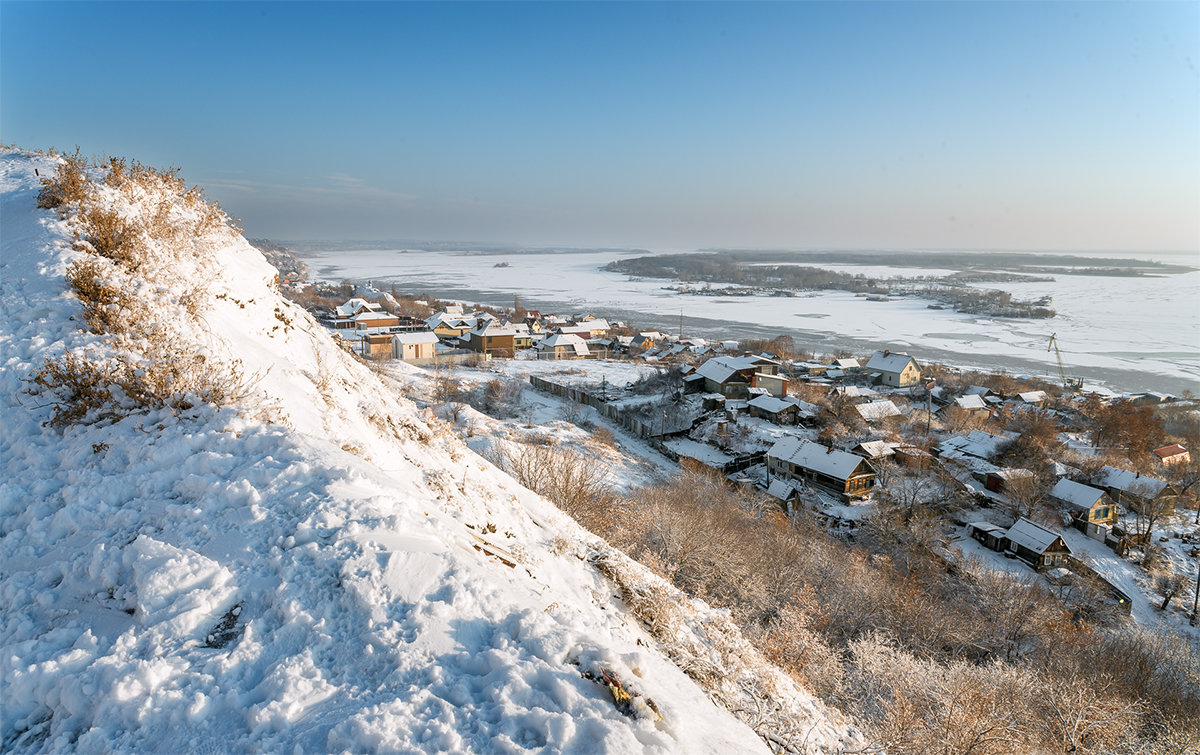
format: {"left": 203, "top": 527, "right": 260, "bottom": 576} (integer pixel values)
{"left": 298, "top": 247, "right": 1200, "bottom": 395}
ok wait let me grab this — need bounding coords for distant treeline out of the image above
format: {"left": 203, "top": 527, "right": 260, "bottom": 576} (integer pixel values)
{"left": 699, "top": 249, "right": 1196, "bottom": 275}
{"left": 605, "top": 254, "right": 885, "bottom": 293}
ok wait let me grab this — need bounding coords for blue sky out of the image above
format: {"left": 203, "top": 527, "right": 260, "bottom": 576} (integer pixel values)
{"left": 3, "top": 1, "right": 1197, "bottom": 252}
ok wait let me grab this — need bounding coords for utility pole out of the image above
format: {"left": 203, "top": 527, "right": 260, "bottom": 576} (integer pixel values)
{"left": 1192, "top": 560, "right": 1199, "bottom": 627}
{"left": 678, "top": 308, "right": 683, "bottom": 341}
{"left": 925, "top": 378, "right": 935, "bottom": 435}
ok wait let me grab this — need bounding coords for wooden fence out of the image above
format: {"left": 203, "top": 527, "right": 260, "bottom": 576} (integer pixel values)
{"left": 528, "top": 375, "right": 686, "bottom": 439}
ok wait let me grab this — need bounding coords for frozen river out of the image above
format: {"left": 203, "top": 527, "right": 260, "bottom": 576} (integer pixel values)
{"left": 296, "top": 247, "right": 1200, "bottom": 396}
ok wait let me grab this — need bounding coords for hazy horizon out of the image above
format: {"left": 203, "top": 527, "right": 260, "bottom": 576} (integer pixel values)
{"left": 4, "top": 1, "right": 1197, "bottom": 253}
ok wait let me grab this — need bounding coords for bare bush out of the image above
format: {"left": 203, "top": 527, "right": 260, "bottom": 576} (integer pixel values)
{"left": 79, "top": 207, "right": 140, "bottom": 269}
{"left": 487, "top": 441, "right": 619, "bottom": 535}
{"left": 65, "top": 257, "right": 137, "bottom": 333}
{"left": 37, "top": 149, "right": 89, "bottom": 209}
{"left": 27, "top": 339, "right": 258, "bottom": 428}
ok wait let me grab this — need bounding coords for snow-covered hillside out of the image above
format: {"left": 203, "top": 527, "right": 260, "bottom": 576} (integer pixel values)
{"left": 0, "top": 150, "right": 861, "bottom": 753}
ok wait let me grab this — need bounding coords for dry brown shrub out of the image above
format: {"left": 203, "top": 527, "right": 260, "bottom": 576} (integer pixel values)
{"left": 79, "top": 207, "right": 140, "bottom": 268}
{"left": 65, "top": 257, "right": 137, "bottom": 333}
{"left": 27, "top": 338, "right": 258, "bottom": 428}
{"left": 37, "top": 149, "right": 89, "bottom": 209}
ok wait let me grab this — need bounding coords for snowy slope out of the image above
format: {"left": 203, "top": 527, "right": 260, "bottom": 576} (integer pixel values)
{"left": 0, "top": 150, "right": 860, "bottom": 753}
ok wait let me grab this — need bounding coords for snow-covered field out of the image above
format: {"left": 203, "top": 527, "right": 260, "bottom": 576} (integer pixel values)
{"left": 297, "top": 246, "right": 1200, "bottom": 396}
{"left": 0, "top": 150, "right": 861, "bottom": 753}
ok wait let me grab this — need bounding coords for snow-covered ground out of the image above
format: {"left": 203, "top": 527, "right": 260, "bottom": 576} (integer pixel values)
{"left": 295, "top": 246, "right": 1200, "bottom": 395}
{"left": 0, "top": 150, "right": 862, "bottom": 753}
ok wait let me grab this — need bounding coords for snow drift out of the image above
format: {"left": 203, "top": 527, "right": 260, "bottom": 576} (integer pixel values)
{"left": 0, "top": 149, "right": 861, "bottom": 753}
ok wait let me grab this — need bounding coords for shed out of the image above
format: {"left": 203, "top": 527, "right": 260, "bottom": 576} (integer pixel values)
{"left": 1003, "top": 517, "right": 1072, "bottom": 570}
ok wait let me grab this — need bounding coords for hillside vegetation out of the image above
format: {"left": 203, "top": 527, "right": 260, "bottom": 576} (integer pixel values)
{"left": 0, "top": 149, "right": 860, "bottom": 754}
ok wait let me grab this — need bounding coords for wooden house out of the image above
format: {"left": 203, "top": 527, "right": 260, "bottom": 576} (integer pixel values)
{"left": 1050, "top": 478, "right": 1117, "bottom": 539}
{"left": 766, "top": 437, "right": 876, "bottom": 501}
{"left": 892, "top": 446, "right": 933, "bottom": 470}
{"left": 936, "top": 394, "right": 991, "bottom": 421}
{"left": 465, "top": 320, "right": 517, "bottom": 358}
{"left": 359, "top": 333, "right": 393, "bottom": 360}
{"left": 864, "top": 349, "right": 921, "bottom": 388}
{"left": 1003, "top": 517, "right": 1072, "bottom": 570}
{"left": 1093, "top": 465, "right": 1177, "bottom": 515}
{"left": 967, "top": 521, "right": 1007, "bottom": 551}
{"left": 537, "top": 332, "right": 590, "bottom": 359}
{"left": 981, "top": 468, "right": 1034, "bottom": 494}
{"left": 694, "top": 355, "right": 785, "bottom": 399}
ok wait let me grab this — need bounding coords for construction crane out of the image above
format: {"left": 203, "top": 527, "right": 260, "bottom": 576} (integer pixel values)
{"left": 1047, "top": 333, "right": 1084, "bottom": 392}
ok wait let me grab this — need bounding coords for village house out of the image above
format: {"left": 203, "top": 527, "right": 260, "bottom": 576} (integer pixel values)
{"left": 831, "top": 358, "right": 860, "bottom": 372}
{"left": 572, "top": 318, "right": 610, "bottom": 338}
{"left": 864, "top": 349, "right": 922, "bottom": 388}
{"left": 393, "top": 332, "right": 440, "bottom": 362}
{"left": 1152, "top": 444, "right": 1191, "bottom": 467}
{"left": 978, "top": 468, "right": 1034, "bottom": 494}
{"left": 892, "top": 445, "right": 933, "bottom": 470}
{"left": 358, "top": 333, "right": 393, "bottom": 359}
{"left": 1015, "top": 390, "right": 1050, "bottom": 408}
{"left": 936, "top": 428, "right": 1019, "bottom": 462}
{"left": 694, "top": 355, "right": 785, "bottom": 399}
{"left": 465, "top": 319, "right": 517, "bottom": 358}
{"left": 630, "top": 333, "right": 657, "bottom": 351}
{"left": 1092, "top": 465, "right": 1177, "bottom": 515}
{"left": 746, "top": 394, "right": 818, "bottom": 425}
{"left": 854, "top": 399, "right": 903, "bottom": 423}
{"left": 967, "top": 521, "right": 1008, "bottom": 551}
{"left": 348, "top": 311, "right": 401, "bottom": 331}
{"left": 1001, "top": 517, "right": 1072, "bottom": 570}
{"left": 852, "top": 441, "right": 895, "bottom": 461}
{"left": 427, "top": 312, "right": 478, "bottom": 338}
{"left": 936, "top": 394, "right": 991, "bottom": 421}
{"left": 766, "top": 437, "right": 876, "bottom": 502}
{"left": 1050, "top": 478, "right": 1117, "bottom": 539}
{"left": 537, "top": 332, "right": 590, "bottom": 359}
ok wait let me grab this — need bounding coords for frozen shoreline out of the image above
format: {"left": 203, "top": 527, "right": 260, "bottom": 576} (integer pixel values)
{"left": 298, "top": 247, "right": 1200, "bottom": 396}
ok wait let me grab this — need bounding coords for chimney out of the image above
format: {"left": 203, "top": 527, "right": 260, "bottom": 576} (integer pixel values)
{"left": 826, "top": 446, "right": 834, "bottom": 454}
{"left": 883, "top": 349, "right": 890, "bottom": 356}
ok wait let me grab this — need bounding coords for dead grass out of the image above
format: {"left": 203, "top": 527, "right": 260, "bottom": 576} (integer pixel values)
{"left": 78, "top": 207, "right": 140, "bottom": 269}
{"left": 65, "top": 257, "right": 138, "bottom": 333}
{"left": 27, "top": 338, "right": 258, "bottom": 428}
{"left": 36, "top": 149, "right": 89, "bottom": 209}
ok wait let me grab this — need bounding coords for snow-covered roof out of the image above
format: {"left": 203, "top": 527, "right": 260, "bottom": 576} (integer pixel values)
{"left": 834, "top": 385, "right": 876, "bottom": 398}
{"left": 393, "top": 332, "right": 440, "bottom": 345}
{"left": 855, "top": 400, "right": 902, "bottom": 421}
{"left": 768, "top": 437, "right": 872, "bottom": 481}
{"left": 854, "top": 441, "right": 895, "bottom": 459}
{"left": 1094, "top": 466, "right": 1168, "bottom": 499}
{"left": 335, "top": 298, "right": 381, "bottom": 317}
{"left": 963, "top": 385, "right": 994, "bottom": 397}
{"left": 695, "top": 355, "right": 766, "bottom": 385}
{"left": 538, "top": 332, "right": 590, "bottom": 355}
{"left": 468, "top": 320, "right": 519, "bottom": 337}
{"left": 351, "top": 311, "right": 396, "bottom": 323}
{"left": 747, "top": 394, "right": 800, "bottom": 414}
{"left": 1050, "top": 479, "right": 1107, "bottom": 511}
{"left": 951, "top": 394, "right": 988, "bottom": 410}
{"left": 1004, "top": 517, "right": 1067, "bottom": 555}
{"left": 967, "top": 521, "right": 1007, "bottom": 534}
{"left": 832, "top": 358, "right": 860, "bottom": 369}
{"left": 937, "top": 429, "right": 1018, "bottom": 460}
{"left": 864, "top": 350, "right": 918, "bottom": 375}
{"left": 1017, "top": 390, "right": 1048, "bottom": 404}
{"left": 766, "top": 479, "right": 798, "bottom": 501}
{"left": 427, "top": 312, "right": 476, "bottom": 330}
